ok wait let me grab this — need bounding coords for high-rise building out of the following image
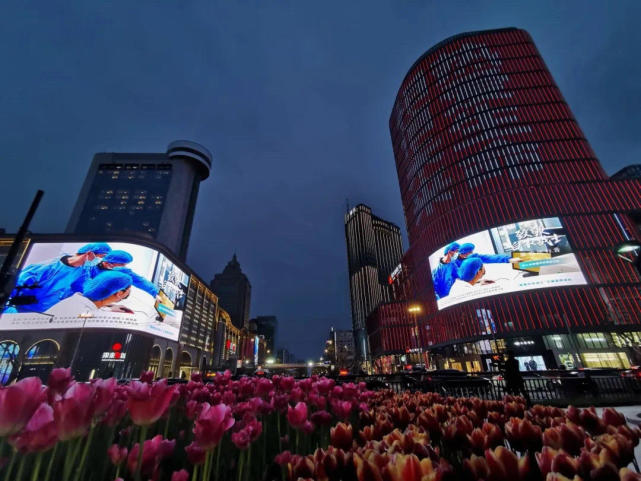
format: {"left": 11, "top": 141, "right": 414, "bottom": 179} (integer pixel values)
{"left": 345, "top": 204, "right": 403, "bottom": 361}
{"left": 210, "top": 254, "right": 251, "bottom": 330}
{"left": 611, "top": 165, "right": 641, "bottom": 234}
{"left": 251, "top": 315, "right": 277, "bottom": 354}
{"left": 66, "top": 140, "right": 212, "bottom": 260}
{"left": 327, "top": 327, "right": 356, "bottom": 369}
{"left": 387, "top": 27, "right": 641, "bottom": 371}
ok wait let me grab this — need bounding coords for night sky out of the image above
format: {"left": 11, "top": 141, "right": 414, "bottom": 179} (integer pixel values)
{"left": 2, "top": 2, "right": 641, "bottom": 360}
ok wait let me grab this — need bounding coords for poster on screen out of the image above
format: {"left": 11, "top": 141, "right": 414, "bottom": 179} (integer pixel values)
{"left": 428, "top": 218, "right": 587, "bottom": 310}
{"left": 0, "top": 242, "right": 189, "bottom": 341}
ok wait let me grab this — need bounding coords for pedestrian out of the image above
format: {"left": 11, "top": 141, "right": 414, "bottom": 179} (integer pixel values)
{"left": 503, "top": 350, "right": 530, "bottom": 406}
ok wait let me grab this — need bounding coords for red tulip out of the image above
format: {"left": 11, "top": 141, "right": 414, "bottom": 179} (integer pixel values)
{"left": 107, "top": 444, "right": 128, "bottom": 465}
{"left": 127, "top": 435, "right": 175, "bottom": 479}
{"left": 287, "top": 402, "right": 308, "bottom": 429}
{"left": 185, "top": 441, "right": 206, "bottom": 465}
{"left": 0, "top": 376, "right": 46, "bottom": 437}
{"left": 483, "top": 422, "right": 504, "bottom": 448}
{"left": 290, "top": 455, "right": 315, "bottom": 479}
{"left": 536, "top": 446, "right": 579, "bottom": 478}
{"left": 171, "top": 469, "right": 189, "bottom": 481}
{"left": 594, "top": 433, "right": 635, "bottom": 466}
{"left": 126, "top": 379, "right": 176, "bottom": 426}
{"left": 620, "top": 467, "right": 641, "bottom": 481}
{"left": 387, "top": 453, "right": 440, "bottom": 481}
{"left": 468, "top": 428, "right": 489, "bottom": 454}
{"left": 8, "top": 403, "right": 57, "bottom": 453}
{"left": 274, "top": 450, "right": 293, "bottom": 465}
{"left": 193, "top": 403, "right": 235, "bottom": 450}
{"left": 542, "top": 423, "right": 585, "bottom": 455}
{"left": 53, "top": 382, "right": 95, "bottom": 440}
{"left": 463, "top": 454, "right": 490, "bottom": 481}
{"left": 505, "top": 417, "right": 542, "bottom": 452}
{"left": 485, "top": 445, "right": 531, "bottom": 481}
{"left": 354, "top": 453, "right": 383, "bottom": 481}
{"left": 545, "top": 474, "right": 582, "bottom": 481}
{"left": 330, "top": 422, "right": 353, "bottom": 450}
{"left": 601, "top": 408, "right": 625, "bottom": 427}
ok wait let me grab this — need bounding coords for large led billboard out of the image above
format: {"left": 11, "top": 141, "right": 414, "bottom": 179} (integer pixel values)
{"left": 429, "top": 218, "right": 587, "bottom": 310}
{"left": 1, "top": 242, "right": 189, "bottom": 341}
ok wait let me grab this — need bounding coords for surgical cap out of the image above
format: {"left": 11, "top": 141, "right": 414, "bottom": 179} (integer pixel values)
{"left": 443, "top": 242, "right": 460, "bottom": 256}
{"left": 83, "top": 271, "right": 133, "bottom": 301}
{"left": 459, "top": 243, "right": 475, "bottom": 255}
{"left": 458, "top": 257, "right": 483, "bottom": 282}
{"left": 77, "top": 243, "right": 112, "bottom": 255}
{"left": 103, "top": 250, "right": 133, "bottom": 264}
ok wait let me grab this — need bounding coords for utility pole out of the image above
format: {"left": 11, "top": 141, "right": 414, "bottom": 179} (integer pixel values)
{"left": 0, "top": 190, "right": 44, "bottom": 309}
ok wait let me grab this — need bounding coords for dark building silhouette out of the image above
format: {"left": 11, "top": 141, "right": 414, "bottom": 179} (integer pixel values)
{"left": 345, "top": 204, "right": 403, "bottom": 362}
{"left": 251, "top": 315, "right": 277, "bottom": 354}
{"left": 210, "top": 254, "right": 251, "bottom": 330}
{"left": 66, "top": 140, "right": 212, "bottom": 260}
{"left": 383, "top": 27, "right": 641, "bottom": 371}
{"left": 611, "top": 165, "right": 641, "bottom": 232}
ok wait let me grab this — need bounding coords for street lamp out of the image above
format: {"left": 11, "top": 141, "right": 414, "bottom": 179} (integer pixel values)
{"left": 408, "top": 304, "right": 424, "bottom": 366}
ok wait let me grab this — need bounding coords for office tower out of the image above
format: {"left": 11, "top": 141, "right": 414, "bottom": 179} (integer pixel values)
{"left": 210, "top": 254, "right": 251, "bottom": 330}
{"left": 66, "top": 140, "right": 212, "bottom": 260}
{"left": 251, "top": 315, "right": 277, "bottom": 354}
{"left": 345, "top": 204, "right": 403, "bottom": 361}
{"left": 388, "top": 27, "right": 641, "bottom": 370}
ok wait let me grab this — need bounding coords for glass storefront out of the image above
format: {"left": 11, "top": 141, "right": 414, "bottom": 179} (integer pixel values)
{"left": 581, "top": 352, "right": 630, "bottom": 368}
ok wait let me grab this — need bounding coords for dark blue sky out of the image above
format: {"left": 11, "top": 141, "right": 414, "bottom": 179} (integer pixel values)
{"left": 2, "top": 2, "right": 641, "bottom": 360}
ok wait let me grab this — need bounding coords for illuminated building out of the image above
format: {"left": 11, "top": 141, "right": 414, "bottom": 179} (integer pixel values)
{"left": 345, "top": 204, "right": 403, "bottom": 362}
{"left": 0, "top": 233, "right": 228, "bottom": 383}
{"left": 210, "top": 254, "right": 252, "bottom": 330}
{"left": 251, "top": 315, "right": 277, "bottom": 354}
{"left": 66, "top": 140, "right": 212, "bottom": 260}
{"left": 384, "top": 27, "right": 641, "bottom": 371}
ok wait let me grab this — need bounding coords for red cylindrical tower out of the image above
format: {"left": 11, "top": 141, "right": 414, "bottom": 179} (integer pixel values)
{"left": 389, "top": 28, "right": 641, "bottom": 369}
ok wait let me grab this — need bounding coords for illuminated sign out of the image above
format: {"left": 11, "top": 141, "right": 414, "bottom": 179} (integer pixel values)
{"left": 428, "top": 218, "right": 587, "bottom": 310}
{"left": 388, "top": 264, "right": 402, "bottom": 285}
{"left": 2, "top": 241, "right": 189, "bottom": 341}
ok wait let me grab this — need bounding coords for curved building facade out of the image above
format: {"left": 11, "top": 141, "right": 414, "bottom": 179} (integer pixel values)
{"left": 389, "top": 28, "right": 641, "bottom": 370}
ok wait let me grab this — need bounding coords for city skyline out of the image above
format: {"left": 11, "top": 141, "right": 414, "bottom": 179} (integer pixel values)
{"left": 2, "top": 2, "right": 641, "bottom": 359}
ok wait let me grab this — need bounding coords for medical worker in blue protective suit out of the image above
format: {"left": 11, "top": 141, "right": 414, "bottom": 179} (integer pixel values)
{"left": 431, "top": 242, "right": 460, "bottom": 299}
{"left": 73, "top": 250, "right": 160, "bottom": 299}
{"left": 8, "top": 243, "right": 112, "bottom": 313}
{"left": 46, "top": 270, "right": 134, "bottom": 316}
{"left": 448, "top": 257, "right": 491, "bottom": 297}
{"left": 454, "top": 243, "right": 520, "bottom": 270}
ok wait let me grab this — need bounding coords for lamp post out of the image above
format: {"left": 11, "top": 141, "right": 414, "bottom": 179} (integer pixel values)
{"left": 408, "top": 304, "right": 423, "bottom": 366}
{"left": 69, "top": 311, "right": 93, "bottom": 375}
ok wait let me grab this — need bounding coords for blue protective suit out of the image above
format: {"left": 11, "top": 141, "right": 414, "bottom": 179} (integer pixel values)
{"left": 454, "top": 252, "right": 510, "bottom": 271}
{"left": 72, "top": 264, "right": 159, "bottom": 298}
{"left": 432, "top": 260, "right": 459, "bottom": 299}
{"left": 10, "top": 256, "right": 87, "bottom": 312}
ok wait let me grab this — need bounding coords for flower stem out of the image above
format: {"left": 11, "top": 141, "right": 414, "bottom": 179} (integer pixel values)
{"left": 236, "top": 450, "right": 245, "bottom": 481}
{"left": 191, "top": 464, "right": 199, "bottom": 481}
{"left": 63, "top": 439, "right": 81, "bottom": 480}
{"left": 30, "top": 452, "right": 43, "bottom": 481}
{"left": 215, "top": 442, "right": 222, "bottom": 480}
{"left": 163, "top": 410, "right": 172, "bottom": 439}
{"left": 245, "top": 444, "right": 252, "bottom": 481}
{"left": 43, "top": 443, "right": 58, "bottom": 481}
{"left": 134, "top": 425, "right": 148, "bottom": 481}
{"left": 115, "top": 464, "right": 121, "bottom": 481}
{"left": 4, "top": 449, "right": 17, "bottom": 481}
{"left": 15, "top": 454, "right": 26, "bottom": 481}
{"left": 202, "top": 449, "right": 211, "bottom": 481}
{"left": 72, "top": 425, "right": 95, "bottom": 481}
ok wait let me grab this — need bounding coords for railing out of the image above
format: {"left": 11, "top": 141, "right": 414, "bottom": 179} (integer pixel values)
{"left": 339, "top": 372, "right": 641, "bottom": 406}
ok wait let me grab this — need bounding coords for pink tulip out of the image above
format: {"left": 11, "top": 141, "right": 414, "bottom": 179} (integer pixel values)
{"left": 193, "top": 403, "right": 235, "bottom": 450}
{"left": 9, "top": 403, "right": 58, "bottom": 453}
{"left": 287, "top": 402, "right": 308, "bottom": 429}
{"left": 53, "top": 382, "right": 95, "bottom": 440}
{"left": 171, "top": 469, "right": 189, "bottom": 481}
{"left": 126, "top": 379, "right": 176, "bottom": 426}
{"left": 311, "top": 410, "right": 333, "bottom": 426}
{"left": 0, "top": 377, "right": 46, "bottom": 437}
{"left": 185, "top": 441, "right": 206, "bottom": 464}
{"left": 190, "top": 372, "right": 203, "bottom": 382}
{"left": 231, "top": 428, "right": 251, "bottom": 450}
{"left": 107, "top": 444, "right": 128, "bottom": 465}
{"left": 47, "top": 367, "right": 72, "bottom": 397}
{"left": 330, "top": 399, "right": 353, "bottom": 419}
{"left": 92, "top": 377, "right": 117, "bottom": 419}
{"left": 139, "top": 370, "right": 155, "bottom": 383}
{"left": 127, "top": 435, "right": 175, "bottom": 478}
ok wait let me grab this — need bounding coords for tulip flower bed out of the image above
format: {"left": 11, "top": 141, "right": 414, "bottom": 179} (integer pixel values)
{"left": 1, "top": 370, "right": 640, "bottom": 481}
